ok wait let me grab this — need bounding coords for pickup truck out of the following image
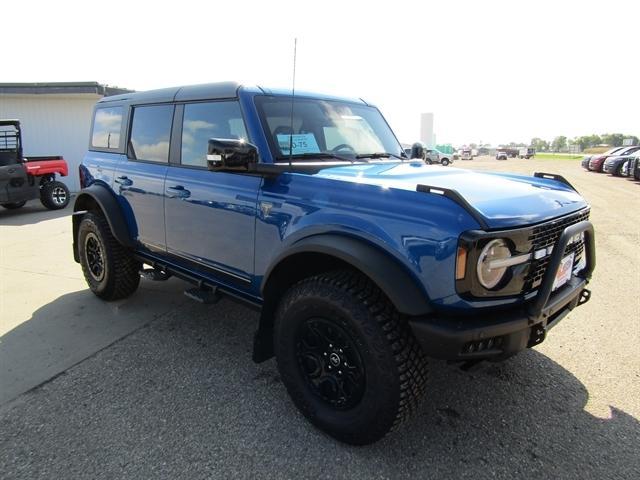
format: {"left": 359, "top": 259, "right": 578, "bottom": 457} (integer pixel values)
{"left": 408, "top": 143, "right": 453, "bottom": 166}
{"left": 460, "top": 148, "right": 473, "bottom": 160}
{"left": 518, "top": 147, "right": 536, "bottom": 159}
{"left": 425, "top": 148, "right": 453, "bottom": 166}
{"left": 0, "top": 120, "right": 70, "bottom": 210}
{"left": 72, "top": 82, "right": 596, "bottom": 445}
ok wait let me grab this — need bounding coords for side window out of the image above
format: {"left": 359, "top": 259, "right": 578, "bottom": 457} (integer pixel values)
{"left": 181, "top": 101, "right": 247, "bottom": 167}
{"left": 129, "top": 105, "right": 173, "bottom": 163}
{"left": 91, "top": 107, "right": 123, "bottom": 149}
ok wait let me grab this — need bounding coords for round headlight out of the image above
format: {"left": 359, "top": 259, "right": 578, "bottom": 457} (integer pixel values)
{"left": 477, "top": 239, "right": 511, "bottom": 289}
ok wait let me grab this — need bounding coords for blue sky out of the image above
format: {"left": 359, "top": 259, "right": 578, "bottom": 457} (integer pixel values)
{"left": 4, "top": 0, "right": 638, "bottom": 146}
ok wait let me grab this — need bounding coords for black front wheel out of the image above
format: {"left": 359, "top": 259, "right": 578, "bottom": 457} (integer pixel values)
{"left": 40, "top": 181, "right": 70, "bottom": 210}
{"left": 274, "top": 270, "right": 428, "bottom": 445}
{"left": 1, "top": 201, "right": 27, "bottom": 210}
{"left": 441, "top": 158, "right": 450, "bottom": 166}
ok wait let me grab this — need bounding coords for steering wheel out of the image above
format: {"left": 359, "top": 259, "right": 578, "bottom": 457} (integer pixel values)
{"left": 331, "top": 143, "right": 356, "bottom": 154}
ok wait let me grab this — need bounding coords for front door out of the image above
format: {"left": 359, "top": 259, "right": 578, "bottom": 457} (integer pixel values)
{"left": 114, "top": 104, "right": 173, "bottom": 252}
{"left": 164, "top": 101, "right": 260, "bottom": 284}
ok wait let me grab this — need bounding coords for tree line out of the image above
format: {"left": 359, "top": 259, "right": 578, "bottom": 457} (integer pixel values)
{"left": 530, "top": 134, "right": 639, "bottom": 152}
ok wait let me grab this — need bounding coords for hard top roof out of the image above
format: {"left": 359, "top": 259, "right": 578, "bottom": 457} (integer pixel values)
{"left": 97, "top": 82, "right": 369, "bottom": 106}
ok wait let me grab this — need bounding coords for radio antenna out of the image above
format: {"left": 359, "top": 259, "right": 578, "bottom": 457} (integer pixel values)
{"left": 288, "top": 38, "right": 297, "bottom": 167}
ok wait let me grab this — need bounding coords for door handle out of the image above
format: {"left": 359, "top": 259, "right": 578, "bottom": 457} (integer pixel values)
{"left": 8, "top": 168, "right": 15, "bottom": 174}
{"left": 166, "top": 185, "right": 191, "bottom": 199}
{"left": 114, "top": 175, "right": 132, "bottom": 186}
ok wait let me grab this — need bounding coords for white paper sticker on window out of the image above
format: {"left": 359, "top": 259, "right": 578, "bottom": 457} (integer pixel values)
{"left": 277, "top": 133, "right": 320, "bottom": 155}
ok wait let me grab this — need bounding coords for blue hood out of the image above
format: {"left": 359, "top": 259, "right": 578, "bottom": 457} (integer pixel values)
{"left": 315, "top": 162, "right": 587, "bottom": 229}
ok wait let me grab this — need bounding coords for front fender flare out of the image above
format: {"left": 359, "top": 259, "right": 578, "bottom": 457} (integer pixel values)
{"left": 262, "top": 234, "right": 432, "bottom": 316}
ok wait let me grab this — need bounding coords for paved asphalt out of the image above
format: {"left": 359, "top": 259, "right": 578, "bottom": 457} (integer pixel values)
{"left": 1, "top": 158, "right": 639, "bottom": 479}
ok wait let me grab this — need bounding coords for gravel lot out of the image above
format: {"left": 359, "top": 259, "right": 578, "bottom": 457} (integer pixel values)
{"left": 1, "top": 157, "right": 638, "bottom": 479}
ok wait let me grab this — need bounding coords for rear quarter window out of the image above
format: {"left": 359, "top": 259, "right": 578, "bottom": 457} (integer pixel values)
{"left": 91, "top": 107, "right": 123, "bottom": 149}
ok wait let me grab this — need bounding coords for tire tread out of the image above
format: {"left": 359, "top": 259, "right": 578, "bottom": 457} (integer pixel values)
{"left": 79, "top": 212, "right": 140, "bottom": 300}
{"left": 276, "top": 269, "right": 428, "bottom": 444}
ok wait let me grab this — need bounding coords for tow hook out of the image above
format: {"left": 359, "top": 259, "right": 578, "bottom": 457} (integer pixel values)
{"left": 528, "top": 325, "right": 546, "bottom": 348}
{"left": 578, "top": 288, "right": 591, "bottom": 306}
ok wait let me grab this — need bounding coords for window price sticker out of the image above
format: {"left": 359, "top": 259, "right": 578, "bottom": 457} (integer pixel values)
{"left": 277, "top": 133, "right": 320, "bottom": 155}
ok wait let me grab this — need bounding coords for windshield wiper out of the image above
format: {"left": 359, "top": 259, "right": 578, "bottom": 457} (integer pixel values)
{"left": 276, "top": 152, "right": 358, "bottom": 163}
{"left": 355, "top": 152, "right": 404, "bottom": 160}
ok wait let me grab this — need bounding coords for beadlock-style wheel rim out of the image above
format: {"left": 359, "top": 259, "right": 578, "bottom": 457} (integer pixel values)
{"left": 85, "top": 232, "right": 105, "bottom": 282}
{"left": 52, "top": 186, "right": 67, "bottom": 205}
{"left": 295, "top": 318, "right": 366, "bottom": 410}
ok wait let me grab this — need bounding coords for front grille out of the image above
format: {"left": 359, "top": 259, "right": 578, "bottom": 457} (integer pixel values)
{"left": 526, "top": 241, "right": 585, "bottom": 289}
{"left": 524, "top": 209, "right": 590, "bottom": 290}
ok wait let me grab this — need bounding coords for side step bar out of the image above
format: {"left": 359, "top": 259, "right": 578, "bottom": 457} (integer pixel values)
{"left": 133, "top": 253, "right": 261, "bottom": 311}
{"left": 184, "top": 286, "right": 221, "bottom": 304}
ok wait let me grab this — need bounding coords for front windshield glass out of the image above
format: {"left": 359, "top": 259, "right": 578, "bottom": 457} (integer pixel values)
{"left": 255, "top": 96, "right": 404, "bottom": 160}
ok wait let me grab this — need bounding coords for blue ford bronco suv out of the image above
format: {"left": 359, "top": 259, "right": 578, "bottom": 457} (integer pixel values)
{"left": 73, "top": 82, "right": 595, "bottom": 445}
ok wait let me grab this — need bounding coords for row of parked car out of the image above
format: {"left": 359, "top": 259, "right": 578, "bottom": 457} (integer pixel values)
{"left": 582, "top": 145, "right": 640, "bottom": 179}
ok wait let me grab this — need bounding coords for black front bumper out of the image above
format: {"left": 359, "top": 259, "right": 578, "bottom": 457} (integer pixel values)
{"left": 409, "top": 220, "right": 596, "bottom": 361}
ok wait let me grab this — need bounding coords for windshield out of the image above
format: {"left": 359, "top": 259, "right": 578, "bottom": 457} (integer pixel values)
{"left": 604, "top": 147, "right": 624, "bottom": 155}
{"left": 255, "top": 96, "right": 404, "bottom": 160}
{"left": 619, "top": 146, "right": 639, "bottom": 156}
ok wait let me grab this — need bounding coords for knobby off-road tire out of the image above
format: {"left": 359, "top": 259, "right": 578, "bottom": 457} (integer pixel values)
{"left": 40, "top": 181, "right": 70, "bottom": 210}
{"left": 274, "top": 270, "right": 428, "bottom": 445}
{"left": 1, "top": 201, "right": 26, "bottom": 209}
{"left": 77, "top": 212, "right": 141, "bottom": 300}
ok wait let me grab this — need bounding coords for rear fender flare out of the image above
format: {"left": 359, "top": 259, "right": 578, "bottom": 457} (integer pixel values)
{"left": 72, "top": 185, "right": 134, "bottom": 261}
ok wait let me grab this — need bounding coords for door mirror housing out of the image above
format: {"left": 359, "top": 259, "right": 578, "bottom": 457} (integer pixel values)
{"left": 410, "top": 141, "right": 426, "bottom": 160}
{"left": 207, "top": 139, "right": 258, "bottom": 172}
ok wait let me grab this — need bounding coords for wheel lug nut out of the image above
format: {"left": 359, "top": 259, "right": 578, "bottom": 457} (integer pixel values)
{"left": 339, "top": 348, "right": 343, "bottom": 353}
{"left": 329, "top": 344, "right": 333, "bottom": 348}
{"left": 324, "top": 352, "right": 327, "bottom": 356}
{"left": 338, "top": 370, "right": 342, "bottom": 374}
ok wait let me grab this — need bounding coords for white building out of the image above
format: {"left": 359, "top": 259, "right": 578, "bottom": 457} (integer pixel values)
{"left": 0, "top": 82, "right": 132, "bottom": 191}
{"left": 420, "top": 112, "right": 434, "bottom": 148}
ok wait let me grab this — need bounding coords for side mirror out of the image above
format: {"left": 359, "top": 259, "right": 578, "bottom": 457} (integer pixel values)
{"left": 410, "top": 141, "right": 426, "bottom": 160}
{"left": 207, "top": 138, "right": 258, "bottom": 172}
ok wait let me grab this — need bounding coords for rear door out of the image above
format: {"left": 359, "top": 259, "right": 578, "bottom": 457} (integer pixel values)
{"left": 114, "top": 104, "right": 173, "bottom": 252}
{"left": 164, "top": 100, "right": 260, "bottom": 285}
